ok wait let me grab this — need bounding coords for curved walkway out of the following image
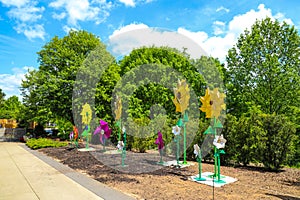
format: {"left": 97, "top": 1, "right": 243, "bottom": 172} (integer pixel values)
{"left": 0, "top": 142, "right": 135, "bottom": 200}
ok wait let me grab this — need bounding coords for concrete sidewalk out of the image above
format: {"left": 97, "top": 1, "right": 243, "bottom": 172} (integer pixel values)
{"left": 0, "top": 142, "right": 136, "bottom": 200}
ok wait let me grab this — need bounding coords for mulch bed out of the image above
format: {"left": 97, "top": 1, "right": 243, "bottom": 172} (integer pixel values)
{"left": 38, "top": 144, "right": 300, "bottom": 200}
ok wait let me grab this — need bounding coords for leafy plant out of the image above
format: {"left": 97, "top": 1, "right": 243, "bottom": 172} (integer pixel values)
{"left": 26, "top": 138, "right": 68, "bottom": 150}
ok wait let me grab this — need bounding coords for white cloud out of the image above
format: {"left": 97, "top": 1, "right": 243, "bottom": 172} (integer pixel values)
{"left": 228, "top": 4, "right": 272, "bottom": 35}
{"left": 119, "top": 0, "right": 135, "bottom": 7}
{"left": 109, "top": 23, "right": 149, "bottom": 38}
{"left": 2, "top": 0, "right": 45, "bottom": 40}
{"left": 49, "top": 0, "right": 112, "bottom": 27}
{"left": 118, "top": 0, "right": 153, "bottom": 7}
{"left": 14, "top": 23, "right": 45, "bottom": 40}
{"left": 212, "top": 21, "right": 226, "bottom": 35}
{"left": 23, "top": 24, "right": 45, "bottom": 40}
{"left": 8, "top": 4, "right": 44, "bottom": 22}
{"left": 216, "top": 6, "right": 229, "bottom": 13}
{"left": 108, "top": 4, "right": 296, "bottom": 64}
{"left": 182, "top": 4, "right": 295, "bottom": 62}
{"left": 52, "top": 12, "right": 66, "bottom": 20}
{"left": 0, "top": 66, "right": 34, "bottom": 99}
{"left": 177, "top": 28, "right": 208, "bottom": 45}
{"left": 108, "top": 23, "right": 207, "bottom": 59}
{"left": 0, "top": 0, "right": 29, "bottom": 7}
{"left": 274, "top": 12, "right": 293, "bottom": 26}
{"left": 63, "top": 25, "right": 78, "bottom": 33}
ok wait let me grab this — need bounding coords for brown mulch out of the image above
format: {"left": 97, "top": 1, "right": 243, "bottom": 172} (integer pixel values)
{"left": 38, "top": 145, "right": 300, "bottom": 200}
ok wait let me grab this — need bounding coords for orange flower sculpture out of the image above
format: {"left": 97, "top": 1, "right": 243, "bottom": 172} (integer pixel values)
{"left": 200, "top": 88, "right": 225, "bottom": 118}
{"left": 173, "top": 79, "right": 190, "bottom": 113}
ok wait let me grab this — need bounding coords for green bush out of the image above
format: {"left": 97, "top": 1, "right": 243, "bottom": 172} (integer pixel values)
{"left": 223, "top": 107, "right": 297, "bottom": 171}
{"left": 26, "top": 138, "right": 68, "bottom": 150}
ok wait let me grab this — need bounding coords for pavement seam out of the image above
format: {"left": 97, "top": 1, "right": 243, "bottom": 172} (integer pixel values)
{"left": 4, "top": 144, "right": 41, "bottom": 200}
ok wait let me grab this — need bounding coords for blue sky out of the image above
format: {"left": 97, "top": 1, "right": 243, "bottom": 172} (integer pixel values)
{"left": 0, "top": 0, "right": 299, "bottom": 99}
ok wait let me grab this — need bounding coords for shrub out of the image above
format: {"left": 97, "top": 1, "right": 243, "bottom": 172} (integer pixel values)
{"left": 223, "top": 108, "right": 297, "bottom": 171}
{"left": 26, "top": 138, "right": 68, "bottom": 150}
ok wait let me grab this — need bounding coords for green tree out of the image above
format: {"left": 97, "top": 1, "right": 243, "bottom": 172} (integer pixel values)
{"left": 21, "top": 69, "right": 53, "bottom": 124}
{"left": 118, "top": 46, "right": 206, "bottom": 120}
{"left": 0, "top": 88, "right": 6, "bottom": 118}
{"left": 225, "top": 17, "right": 300, "bottom": 117}
{"left": 0, "top": 88, "right": 5, "bottom": 105}
{"left": 21, "top": 30, "right": 103, "bottom": 125}
{"left": 0, "top": 95, "right": 23, "bottom": 119}
{"left": 115, "top": 46, "right": 212, "bottom": 152}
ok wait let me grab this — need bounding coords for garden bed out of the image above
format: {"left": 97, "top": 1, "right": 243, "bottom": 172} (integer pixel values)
{"left": 38, "top": 145, "right": 300, "bottom": 200}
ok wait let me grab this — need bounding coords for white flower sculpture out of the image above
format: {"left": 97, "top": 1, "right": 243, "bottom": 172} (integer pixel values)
{"left": 117, "top": 141, "right": 124, "bottom": 150}
{"left": 172, "top": 125, "right": 181, "bottom": 136}
{"left": 213, "top": 134, "right": 227, "bottom": 149}
{"left": 193, "top": 144, "right": 200, "bottom": 157}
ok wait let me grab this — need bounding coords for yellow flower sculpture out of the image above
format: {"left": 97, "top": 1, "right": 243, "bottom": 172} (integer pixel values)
{"left": 200, "top": 88, "right": 226, "bottom": 118}
{"left": 173, "top": 79, "right": 190, "bottom": 113}
{"left": 114, "top": 95, "right": 122, "bottom": 120}
{"left": 81, "top": 103, "right": 92, "bottom": 125}
{"left": 199, "top": 88, "right": 212, "bottom": 118}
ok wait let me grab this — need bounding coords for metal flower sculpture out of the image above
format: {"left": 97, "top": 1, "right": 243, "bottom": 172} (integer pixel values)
{"left": 172, "top": 125, "right": 181, "bottom": 166}
{"left": 114, "top": 95, "right": 122, "bottom": 142}
{"left": 117, "top": 141, "right": 124, "bottom": 150}
{"left": 193, "top": 144, "right": 206, "bottom": 181}
{"left": 155, "top": 131, "right": 164, "bottom": 150}
{"left": 69, "top": 131, "right": 74, "bottom": 141}
{"left": 200, "top": 88, "right": 225, "bottom": 119}
{"left": 213, "top": 134, "right": 226, "bottom": 183}
{"left": 94, "top": 119, "right": 112, "bottom": 150}
{"left": 172, "top": 125, "right": 181, "bottom": 136}
{"left": 210, "top": 88, "right": 226, "bottom": 119}
{"left": 155, "top": 131, "right": 164, "bottom": 164}
{"left": 213, "top": 134, "right": 227, "bottom": 149}
{"left": 172, "top": 79, "right": 190, "bottom": 165}
{"left": 193, "top": 143, "right": 200, "bottom": 157}
{"left": 73, "top": 126, "right": 79, "bottom": 148}
{"left": 80, "top": 103, "right": 92, "bottom": 149}
{"left": 199, "top": 88, "right": 226, "bottom": 183}
{"left": 114, "top": 95, "right": 122, "bottom": 121}
{"left": 81, "top": 103, "right": 92, "bottom": 125}
{"left": 199, "top": 88, "right": 212, "bottom": 118}
{"left": 173, "top": 79, "right": 190, "bottom": 113}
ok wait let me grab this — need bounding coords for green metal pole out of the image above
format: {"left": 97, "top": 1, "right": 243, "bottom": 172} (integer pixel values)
{"left": 118, "top": 120, "right": 121, "bottom": 142}
{"left": 214, "top": 146, "right": 217, "bottom": 177}
{"left": 183, "top": 122, "right": 187, "bottom": 164}
{"left": 217, "top": 150, "right": 221, "bottom": 181}
{"left": 122, "top": 129, "right": 127, "bottom": 167}
{"left": 213, "top": 117, "right": 217, "bottom": 178}
{"left": 176, "top": 135, "right": 180, "bottom": 166}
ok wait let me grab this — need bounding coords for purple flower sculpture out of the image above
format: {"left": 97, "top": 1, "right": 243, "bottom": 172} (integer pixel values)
{"left": 94, "top": 119, "right": 112, "bottom": 144}
{"left": 155, "top": 131, "right": 164, "bottom": 150}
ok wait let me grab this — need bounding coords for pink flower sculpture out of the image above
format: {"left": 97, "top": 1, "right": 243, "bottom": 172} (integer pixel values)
{"left": 94, "top": 119, "right": 112, "bottom": 144}
{"left": 155, "top": 131, "right": 164, "bottom": 150}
